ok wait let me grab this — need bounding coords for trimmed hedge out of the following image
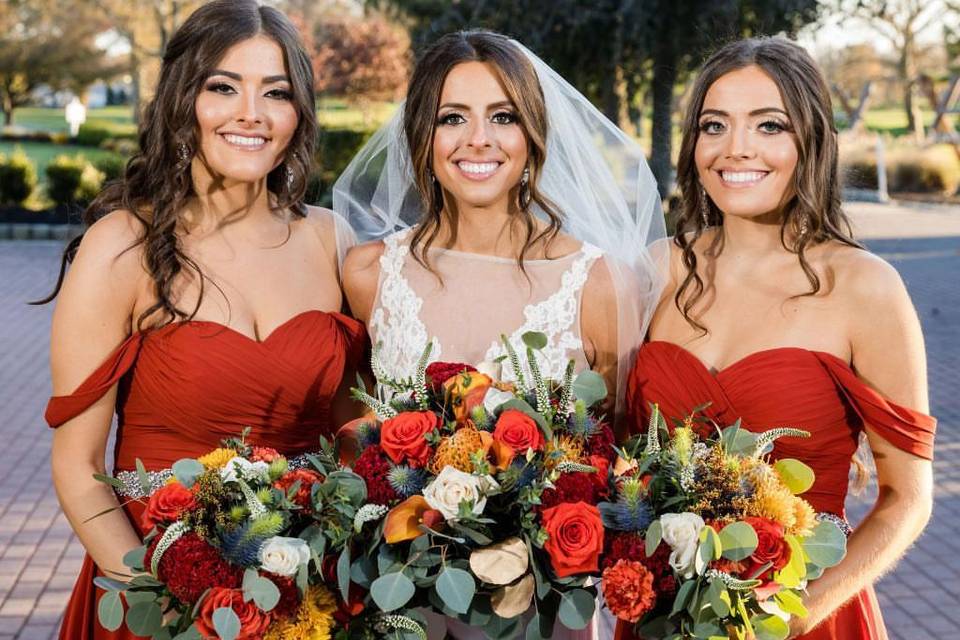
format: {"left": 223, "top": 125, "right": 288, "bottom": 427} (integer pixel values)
{"left": 46, "top": 155, "right": 104, "bottom": 206}
{"left": 841, "top": 143, "right": 960, "bottom": 195}
{"left": 93, "top": 153, "right": 127, "bottom": 183}
{"left": 0, "top": 148, "right": 38, "bottom": 205}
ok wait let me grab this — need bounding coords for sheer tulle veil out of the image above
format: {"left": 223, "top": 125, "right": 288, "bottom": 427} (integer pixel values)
{"left": 332, "top": 37, "right": 667, "bottom": 422}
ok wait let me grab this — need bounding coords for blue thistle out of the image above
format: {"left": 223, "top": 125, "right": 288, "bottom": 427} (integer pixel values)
{"left": 387, "top": 465, "right": 426, "bottom": 498}
{"left": 566, "top": 402, "right": 599, "bottom": 437}
{"left": 600, "top": 488, "right": 653, "bottom": 532}
{"left": 356, "top": 421, "right": 380, "bottom": 447}
{"left": 510, "top": 459, "right": 538, "bottom": 490}
{"left": 219, "top": 512, "right": 284, "bottom": 566}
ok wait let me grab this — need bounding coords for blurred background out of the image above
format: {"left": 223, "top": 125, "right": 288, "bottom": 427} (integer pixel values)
{"left": 1, "top": 1, "right": 958, "bottom": 639}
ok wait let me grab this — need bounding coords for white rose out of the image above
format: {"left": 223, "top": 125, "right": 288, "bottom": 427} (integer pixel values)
{"left": 476, "top": 360, "right": 502, "bottom": 380}
{"left": 220, "top": 456, "right": 270, "bottom": 484}
{"left": 659, "top": 512, "right": 705, "bottom": 578}
{"left": 423, "top": 466, "right": 497, "bottom": 520}
{"left": 483, "top": 387, "right": 514, "bottom": 414}
{"left": 258, "top": 536, "right": 310, "bottom": 577}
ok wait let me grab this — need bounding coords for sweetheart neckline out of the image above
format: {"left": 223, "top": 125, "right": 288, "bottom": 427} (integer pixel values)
{"left": 140, "top": 309, "right": 348, "bottom": 345}
{"left": 643, "top": 340, "right": 852, "bottom": 377}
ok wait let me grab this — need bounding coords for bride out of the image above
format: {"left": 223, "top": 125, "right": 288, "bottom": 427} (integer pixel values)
{"left": 335, "top": 30, "right": 664, "bottom": 639}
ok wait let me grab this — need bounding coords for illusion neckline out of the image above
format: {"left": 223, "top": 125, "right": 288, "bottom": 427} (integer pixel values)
{"left": 643, "top": 340, "right": 852, "bottom": 377}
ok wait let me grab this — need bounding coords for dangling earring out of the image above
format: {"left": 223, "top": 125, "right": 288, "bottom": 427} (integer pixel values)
{"left": 177, "top": 142, "right": 190, "bottom": 163}
{"left": 428, "top": 168, "right": 437, "bottom": 185}
{"left": 519, "top": 167, "right": 531, "bottom": 208}
{"left": 699, "top": 184, "right": 710, "bottom": 227}
{"left": 521, "top": 167, "right": 530, "bottom": 186}
{"left": 798, "top": 214, "right": 809, "bottom": 238}
{"left": 285, "top": 154, "right": 297, "bottom": 190}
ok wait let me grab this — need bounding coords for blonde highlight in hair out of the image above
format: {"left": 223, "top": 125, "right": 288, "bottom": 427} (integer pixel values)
{"left": 402, "top": 30, "right": 563, "bottom": 274}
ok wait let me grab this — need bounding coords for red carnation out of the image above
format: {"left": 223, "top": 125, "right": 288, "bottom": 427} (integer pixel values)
{"left": 353, "top": 445, "right": 400, "bottom": 505}
{"left": 426, "top": 362, "right": 477, "bottom": 393}
{"left": 587, "top": 423, "right": 616, "bottom": 459}
{"left": 250, "top": 446, "right": 281, "bottom": 463}
{"left": 274, "top": 468, "right": 324, "bottom": 512}
{"left": 141, "top": 481, "right": 197, "bottom": 530}
{"left": 195, "top": 587, "right": 272, "bottom": 639}
{"left": 268, "top": 575, "right": 301, "bottom": 619}
{"left": 149, "top": 533, "right": 243, "bottom": 604}
{"left": 588, "top": 455, "right": 611, "bottom": 498}
{"left": 602, "top": 560, "right": 656, "bottom": 623}
{"left": 604, "top": 532, "right": 677, "bottom": 597}
{"left": 541, "top": 472, "right": 602, "bottom": 509}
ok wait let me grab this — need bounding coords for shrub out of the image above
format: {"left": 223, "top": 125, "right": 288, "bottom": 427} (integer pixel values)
{"left": 99, "top": 137, "right": 139, "bottom": 156}
{"left": 94, "top": 153, "right": 127, "bottom": 183}
{"left": 317, "top": 127, "right": 374, "bottom": 180}
{"left": 891, "top": 146, "right": 960, "bottom": 194}
{"left": 0, "top": 148, "right": 38, "bottom": 205}
{"left": 46, "top": 155, "right": 104, "bottom": 206}
{"left": 841, "top": 157, "right": 879, "bottom": 190}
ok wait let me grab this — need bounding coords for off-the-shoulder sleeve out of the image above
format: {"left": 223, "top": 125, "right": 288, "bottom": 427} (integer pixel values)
{"left": 816, "top": 353, "right": 936, "bottom": 460}
{"left": 45, "top": 333, "right": 144, "bottom": 428}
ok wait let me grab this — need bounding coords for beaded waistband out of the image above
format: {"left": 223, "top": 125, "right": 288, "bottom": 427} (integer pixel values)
{"left": 816, "top": 511, "right": 853, "bottom": 536}
{"left": 113, "top": 451, "right": 319, "bottom": 499}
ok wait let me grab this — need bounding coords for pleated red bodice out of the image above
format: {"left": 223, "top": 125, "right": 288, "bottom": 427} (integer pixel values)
{"left": 45, "top": 310, "right": 367, "bottom": 640}
{"left": 616, "top": 340, "right": 936, "bottom": 640}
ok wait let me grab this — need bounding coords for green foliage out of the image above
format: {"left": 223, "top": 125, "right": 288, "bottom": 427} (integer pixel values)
{"left": 371, "top": 571, "right": 417, "bottom": 612}
{"left": 718, "top": 521, "right": 759, "bottom": 561}
{"left": 316, "top": 127, "right": 375, "bottom": 187}
{"left": 45, "top": 154, "right": 103, "bottom": 205}
{"left": 93, "top": 153, "right": 127, "bottom": 183}
{"left": 0, "top": 148, "right": 37, "bottom": 205}
{"left": 75, "top": 126, "right": 114, "bottom": 147}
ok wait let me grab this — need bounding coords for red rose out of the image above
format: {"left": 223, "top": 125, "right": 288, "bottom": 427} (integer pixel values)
{"left": 273, "top": 468, "right": 323, "bottom": 511}
{"left": 195, "top": 587, "right": 272, "bottom": 639}
{"left": 141, "top": 481, "right": 197, "bottom": 530}
{"left": 742, "top": 516, "right": 792, "bottom": 582}
{"left": 426, "top": 362, "right": 477, "bottom": 393}
{"left": 493, "top": 409, "right": 544, "bottom": 453}
{"left": 380, "top": 411, "right": 440, "bottom": 468}
{"left": 541, "top": 501, "right": 604, "bottom": 578}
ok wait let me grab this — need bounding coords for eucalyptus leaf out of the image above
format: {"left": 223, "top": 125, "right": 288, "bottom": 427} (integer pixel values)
{"left": 337, "top": 546, "right": 352, "bottom": 602}
{"left": 93, "top": 577, "right": 128, "bottom": 592}
{"left": 521, "top": 331, "right": 548, "bottom": 351}
{"left": 645, "top": 520, "right": 662, "bottom": 558}
{"left": 172, "top": 628, "right": 203, "bottom": 640}
{"left": 97, "top": 591, "right": 124, "bottom": 631}
{"left": 752, "top": 613, "right": 790, "bottom": 640}
{"left": 557, "top": 589, "right": 595, "bottom": 630}
{"left": 499, "top": 398, "right": 547, "bottom": 429}
{"left": 326, "top": 470, "right": 368, "bottom": 506}
{"left": 350, "top": 555, "right": 378, "bottom": 588}
{"left": 670, "top": 580, "right": 696, "bottom": 617}
{"left": 245, "top": 576, "right": 280, "bottom": 612}
{"left": 572, "top": 371, "right": 607, "bottom": 407}
{"left": 773, "top": 459, "right": 815, "bottom": 495}
{"left": 719, "top": 521, "right": 759, "bottom": 561}
{"left": 436, "top": 567, "right": 476, "bottom": 614}
{"left": 371, "top": 572, "right": 416, "bottom": 612}
{"left": 171, "top": 458, "right": 205, "bottom": 488}
{"left": 125, "top": 601, "right": 163, "bottom": 636}
{"left": 93, "top": 473, "right": 124, "bottom": 490}
{"left": 123, "top": 545, "right": 147, "bottom": 571}
{"left": 803, "top": 521, "right": 847, "bottom": 568}
{"left": 212, "top": 606, "right": 241, "bottom": 640}
{"left": 705, "top": 579, "right": 730, "bottom": 617}
{"left": 135, "top": 459, "right": 152, "bottom": 496}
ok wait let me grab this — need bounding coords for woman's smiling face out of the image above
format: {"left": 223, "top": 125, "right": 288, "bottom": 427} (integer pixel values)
{"left": 695, "top": 64, "right": 799, "bottom": 222}
{"left": 431, "top": 61, "right": 529, "bottom": 212}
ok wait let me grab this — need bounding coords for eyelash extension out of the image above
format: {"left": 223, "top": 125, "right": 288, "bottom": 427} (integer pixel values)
{"left": 759, "top": 119, "right": 790, "bottom": 133}
{"left": 206, "top": 82, "right": 235, "bottom": 94}
{"left": 437, "top": 113, "right": 464, "bottom": 125}
{"left": 267, "top": 89, "right": 293, "bottom": 100}
{"left": 492, "top": 111, "right": 518, "bottom": 124}
{"left": 698, "top": 120, "right": 723, "bottom": 133}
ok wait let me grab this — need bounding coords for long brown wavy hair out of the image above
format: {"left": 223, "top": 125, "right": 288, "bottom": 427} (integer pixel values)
{"left": 403, "top": 30, "right": 563, "bottom": 272}
{"left": 34, "top": 0, "right": 317, "bottom": 329}
{"left": 674, "top": 37, "right": 863, "bottom": 332}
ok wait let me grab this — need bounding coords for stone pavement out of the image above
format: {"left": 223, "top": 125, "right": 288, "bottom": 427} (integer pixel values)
{"left": 0, "top": 201, "right": 957, "bottom": 639}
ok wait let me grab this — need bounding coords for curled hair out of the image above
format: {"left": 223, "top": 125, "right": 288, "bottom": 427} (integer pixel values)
{"left": 674, "top": 37, "right": 863, "bottom": 332}
{"left": 35, "top": 0, "right": 317, "bottom": 329}
{"left": 403, "top": 30, "right": 563, "bottom": 273}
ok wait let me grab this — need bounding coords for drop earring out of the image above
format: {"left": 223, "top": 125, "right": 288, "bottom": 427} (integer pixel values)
{"left": 699, "top": 184, "right": 710, "bottom": 227}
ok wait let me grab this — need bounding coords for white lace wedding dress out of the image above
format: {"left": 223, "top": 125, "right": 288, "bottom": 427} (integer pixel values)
{"left": 367, "top": 229, "right": 615, "bottom": 640}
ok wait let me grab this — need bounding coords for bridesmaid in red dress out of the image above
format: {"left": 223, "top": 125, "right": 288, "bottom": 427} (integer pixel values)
{"left": 40, "top": 2, "right": 365, "bottom": 638}
{"left": 620, "top": 38, "right": 935, "bottom": 639}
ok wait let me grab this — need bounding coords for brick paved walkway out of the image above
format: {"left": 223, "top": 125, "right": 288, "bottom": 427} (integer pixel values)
{"left": 0, "top": 202, "right": 957, "bottom": 639}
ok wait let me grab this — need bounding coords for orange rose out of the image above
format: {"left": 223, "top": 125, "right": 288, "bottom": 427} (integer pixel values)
{"left": 273, "top": 468, "right": 324, "bottom": 511}
{"left": 195, "top": 587, "right": 272, "bottom": 640}
{"left": 380, "top": 411, "right": 440, "bottom": 468}
{"left": 141, "top": 481, "right": 197, "bottom": 531}
{"left": 541, "top": 501, "right": 604, "bottom": 578}
{"left": 493, "top": 409, "right": 544, "bottom": 453}
{"left": 444, "top": 371, "right": 493, "bottom": 423}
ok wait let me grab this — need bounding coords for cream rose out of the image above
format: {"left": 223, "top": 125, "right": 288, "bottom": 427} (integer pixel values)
{"left": 659, "top": 512, "right": 705, "bottom": 578}
{"left": 258, "top": 536, "right": 310, "bottom": 577}
{"left": 220, "top": 456, "right": 270, "bottom": 484}
{"left": 476, "top": 360, "right": 502, "bottom": 380}
{"left": 423, "top": 466, "right": 499, "bottom": 520}
{"left": 483, "top": 387, "right": 514, "bottom": 414}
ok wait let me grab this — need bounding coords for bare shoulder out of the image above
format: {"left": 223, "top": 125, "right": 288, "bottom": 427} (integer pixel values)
{"left": 73, "top": 209, "right": 147, "bottom": 286}
{"left": 300, "top": 205, "right": 342, "bottom": 257}
{"left": 341, "top": 240, "right": 387, "bottom": 322}
{"left": 826, "top": 243, "right": 909, "bottom": 308}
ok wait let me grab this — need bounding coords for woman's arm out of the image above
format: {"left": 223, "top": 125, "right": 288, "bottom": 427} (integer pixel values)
{"left": 791, "top": 253, "right": 933, "bottom": 635}
{"left": 50, "top": 211, "right": 147, "bottom": 578}
{"left": 579, "top": 259, "right": 622, "bottom": 434}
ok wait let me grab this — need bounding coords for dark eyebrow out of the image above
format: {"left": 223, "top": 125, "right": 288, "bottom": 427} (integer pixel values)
{"left": 699, "top": 107, "right": 789, "bottom": 118}
{"left": 438, "top": 100, "right": 516, "bottom": 111}
{"left": 207, "top": 70, "right": 290, "bottom": 84}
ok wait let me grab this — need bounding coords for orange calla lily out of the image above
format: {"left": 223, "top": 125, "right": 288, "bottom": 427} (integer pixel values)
{"left": 336, "top": 415, "right": 379, "bottom": 465}
{"left": 479, "top": 430, "right": 515, "bottom": 472}
{"left": 384, "top": 496, "right": 443, "bottom": 543}
{"left": 444, "top": 371, "right": 493, "bottom": 424}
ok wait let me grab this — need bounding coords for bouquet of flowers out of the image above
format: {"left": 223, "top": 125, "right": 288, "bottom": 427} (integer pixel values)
{"left": 599, "top": 407, "right": 848, "bottom": 640}
{"left": 336, "top": 332, "right": 618, "bottom": 639}
{"left": 93, "top": 431, "right": 370, "bottom": 640}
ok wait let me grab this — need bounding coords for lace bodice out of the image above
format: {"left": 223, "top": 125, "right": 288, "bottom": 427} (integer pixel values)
{"left": 369, "top": 229, "right": 603, "bottom": 384}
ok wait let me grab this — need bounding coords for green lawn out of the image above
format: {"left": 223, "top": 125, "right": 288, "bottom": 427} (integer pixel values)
{"left": 10, "top": 100, "right": 398, "bottom": 134}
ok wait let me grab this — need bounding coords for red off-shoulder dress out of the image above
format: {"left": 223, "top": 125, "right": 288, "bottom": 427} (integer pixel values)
{"left": 616, "top": 341, "right": 936, "bottom": 640}
{"left": 45, "top": 310, "right": 366, "bottom": 640}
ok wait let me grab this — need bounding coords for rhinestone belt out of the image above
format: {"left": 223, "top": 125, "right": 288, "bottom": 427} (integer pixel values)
{"left": 816, "top": 511, "right": 853, "bottom": 537}
{"left": 113, "top": 451, "right": 320, "bottom": 499}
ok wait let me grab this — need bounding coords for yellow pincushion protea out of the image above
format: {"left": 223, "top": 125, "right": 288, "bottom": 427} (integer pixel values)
{"left": 264, "top": 585, "right": 337, "bottom": 640}
{"left": 196, "top": 448, "right": 238, "bottom": 469}
{"left": 430, "top": 428, "right": 485, "bottom": 474}
{"left": 742, "top": 459, "right": 799, "bottom": 531}
{"left": 790, "top": 496, "right": 818, "bottom": 537}
{"left": 544, "top": 434, "right": 585, "bottom": 470}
